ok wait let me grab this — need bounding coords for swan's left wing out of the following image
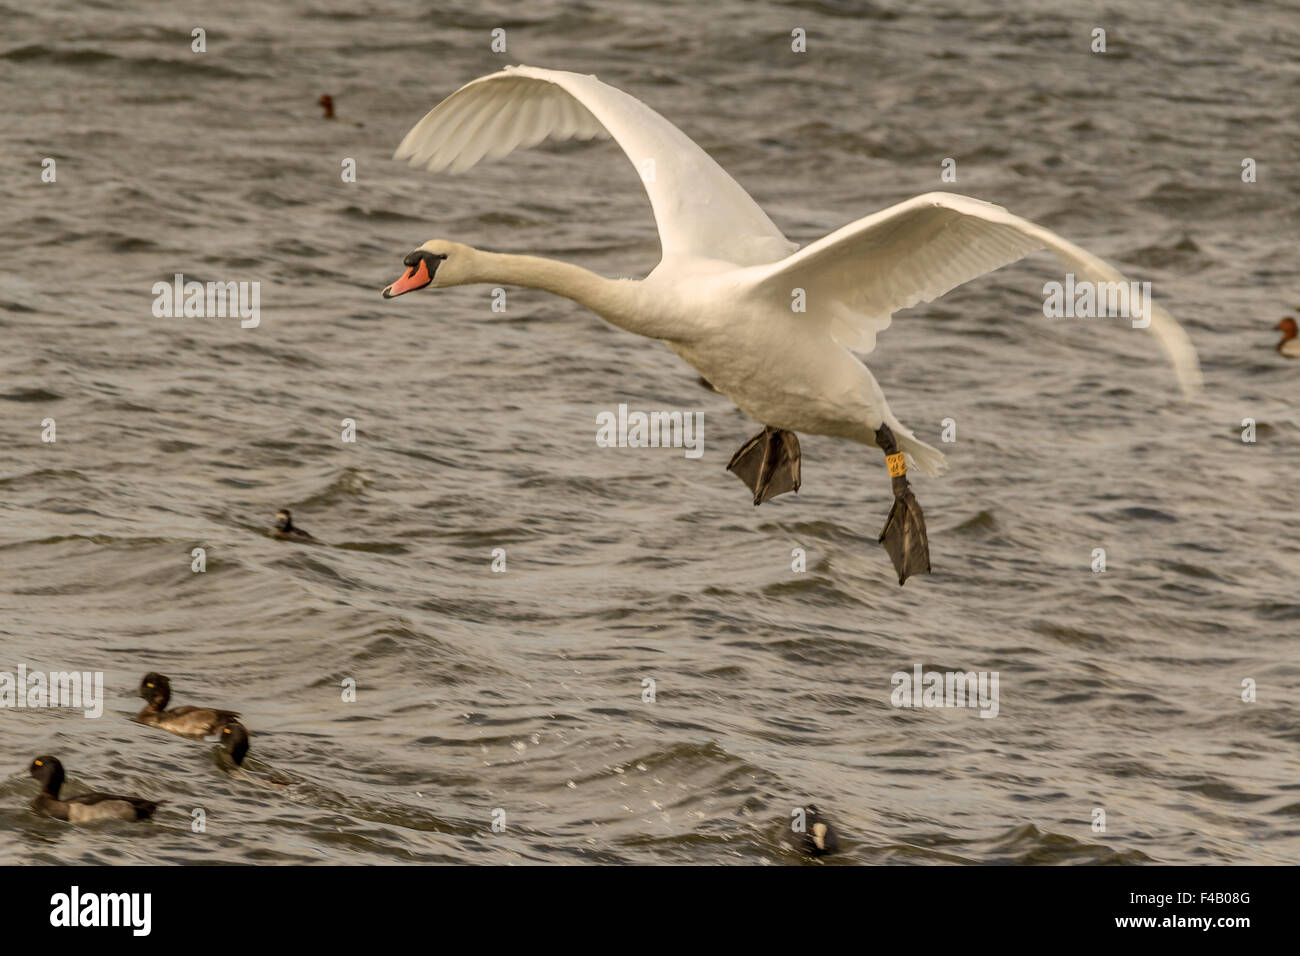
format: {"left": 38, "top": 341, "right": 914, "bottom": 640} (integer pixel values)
{"left": 750, "top": 192, "right": 1201, "bottom": 397}
{"left": 394, "top": 65, "right": 796, "bottom": 266}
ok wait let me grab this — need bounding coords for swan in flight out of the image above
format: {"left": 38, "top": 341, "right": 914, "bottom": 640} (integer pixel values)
{"left": 383, "top": 66, "right": 1201, "bottom": 585}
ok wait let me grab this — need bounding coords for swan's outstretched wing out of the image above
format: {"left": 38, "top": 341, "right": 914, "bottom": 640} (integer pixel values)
{"left": 394, "top": 65, "right": 796, "bottom": 267}
{"left": 751, "top": 192, "right": 1201, "bottom": 397}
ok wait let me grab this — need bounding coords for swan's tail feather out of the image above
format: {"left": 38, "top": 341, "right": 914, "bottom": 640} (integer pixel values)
{"left": 895, "top": 430, "right": 948, "bottom": 478}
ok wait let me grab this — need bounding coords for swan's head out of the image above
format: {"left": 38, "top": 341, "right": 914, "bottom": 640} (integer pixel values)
{"left": 1277, "top": 316, "right": 1297, "bottom": 339}
{"left": 381, "top": 240, "right": 475, "bottom": 298}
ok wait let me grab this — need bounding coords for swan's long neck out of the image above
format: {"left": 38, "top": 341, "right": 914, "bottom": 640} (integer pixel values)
{"left": 471, "top": 251, "right": 670, "bottom": 339}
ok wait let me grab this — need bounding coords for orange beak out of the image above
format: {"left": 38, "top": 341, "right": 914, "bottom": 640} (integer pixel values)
{"left": 382, "top": 257, "right": 433, "bottom": 298}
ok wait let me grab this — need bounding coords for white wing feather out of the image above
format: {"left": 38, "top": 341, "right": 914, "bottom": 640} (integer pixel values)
{"left": 754, "top": 192, "right": 1201, "bottom": 396}
{"left": 394, "top": 65, "right": 796, "bottom": 266}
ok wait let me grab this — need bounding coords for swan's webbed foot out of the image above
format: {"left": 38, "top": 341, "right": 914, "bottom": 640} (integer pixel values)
{"left": 875, "top": 424, "right": 931, "bottom": 586}
{"left": 727, "top": 426, "right": 801, "bottom": 505}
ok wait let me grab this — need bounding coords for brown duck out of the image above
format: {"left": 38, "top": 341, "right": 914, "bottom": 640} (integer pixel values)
{"left": 136, "top": 673, "right": 240, "bottom": 738}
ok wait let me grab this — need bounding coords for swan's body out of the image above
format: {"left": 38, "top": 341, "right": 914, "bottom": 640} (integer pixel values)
{"left": 385, "top": 65, "right": 1201, "bottom": 582}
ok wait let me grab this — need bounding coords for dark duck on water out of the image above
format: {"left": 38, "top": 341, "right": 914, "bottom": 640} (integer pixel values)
{"left": 135, "top": 672, "right": 240, "bottom": 738}
{"left": 272, "top": 508, "right": 313, "bottom": 541}
{"left": 318, "top": 93, "right": 364, "bottom": 127}
{"left": 29, "top": 756, "right": 159, "bottom": 823}
{"left": 1275, "top": 316, "right": 1299, "bottom": 358}
{"left": 217, "top": 722, "right": 292, "bottom": 786}
{"left": 801, "top": 805, "right": 840, "bottom": 857}
{"left": 219, "top": 721, "right": 250, "bottom": 768}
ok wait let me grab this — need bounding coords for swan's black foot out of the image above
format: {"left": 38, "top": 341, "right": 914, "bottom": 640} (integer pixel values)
{"left": 728, "top": 426, "right": 801, "bottom": 505}
{"left": 879, "top": 486, "right": 931, "bottom": 586}
{"left": 875, "top": 424, "right": 931, "bottom": 586}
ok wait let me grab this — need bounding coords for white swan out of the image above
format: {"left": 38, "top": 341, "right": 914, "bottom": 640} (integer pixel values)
{"left": 383, "top": 65, "right": 1201, "bottom": 585}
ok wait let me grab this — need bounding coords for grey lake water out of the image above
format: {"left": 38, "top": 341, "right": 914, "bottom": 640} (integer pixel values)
{"left": 1, "top": 0, "right": 1298, "bottom": 864}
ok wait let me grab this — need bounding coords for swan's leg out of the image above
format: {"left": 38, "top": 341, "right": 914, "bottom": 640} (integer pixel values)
{"left": 875, "top": 424, "right": 931, "bottom": 585}
{"left": 727, "top": 426, "right": 801, "bottom": 505}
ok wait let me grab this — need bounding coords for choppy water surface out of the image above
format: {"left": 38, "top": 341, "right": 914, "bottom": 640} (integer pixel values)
{"left": 1, "top": 0, "right": 1298, "bottom": 864}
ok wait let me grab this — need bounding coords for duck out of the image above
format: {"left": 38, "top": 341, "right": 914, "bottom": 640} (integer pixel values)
{"left": 272, "top": 508, "right": 313, "bottom": 541}
{"left": 29, "top": 756, "right": 159, "bottom": 823}
{"left": 798, "top": 804, "right": 840, "bottom": 857}
{"left": 218, "top": 721, "right": 250, "bottom": 769}
{"left": 383, "top": 65, "right": 1201, "bottom": 585}
{"left": 216, "top": 722, "right": 291, "bottom": 786}
{"left": 1276, "top": 317, "right": 1299, "bottom": 358}
{"left": 318, "top": 93, "right": 364, "bottom": 127}
{"left": 136, "top": 672, "right": 240, "bottom": 738}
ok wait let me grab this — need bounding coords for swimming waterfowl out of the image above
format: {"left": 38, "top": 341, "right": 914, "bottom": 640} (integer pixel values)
{"left": 136, "top": 673, "right": 240, "bottom": 738}
{"left": 218, "top": 722, "right": 249, "bottom": 768}
{"left": 272, "top": 508, "right": 313, "bottom": 541}
{"left": 29, "top": 756, "right": 159, "bottom": 823}
{"left": 384, "top": 66, "right": 1201, "bottom": 585}
{"left": 797, "top": 805, "right": 840, "bottom": 857}
{"left": 216, "top": 722, "right": 291, "bottom": 785}
{"left": 318, "top": 93, "right": 364, "bottom": 128}
{"left": 1276, "top": 317, "right": 1299, "bottom": 358}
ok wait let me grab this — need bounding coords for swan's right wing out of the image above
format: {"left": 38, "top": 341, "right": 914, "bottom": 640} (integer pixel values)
{"left": 751, "top": 192, "right": 1201, "bottom": 397}
{"left": 394, "top": 66, "right": 796, "bottom": 267}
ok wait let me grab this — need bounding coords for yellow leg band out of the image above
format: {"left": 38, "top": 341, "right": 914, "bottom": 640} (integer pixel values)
{"left": 886, "top": 453, "right": 907, "bottom": 478}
